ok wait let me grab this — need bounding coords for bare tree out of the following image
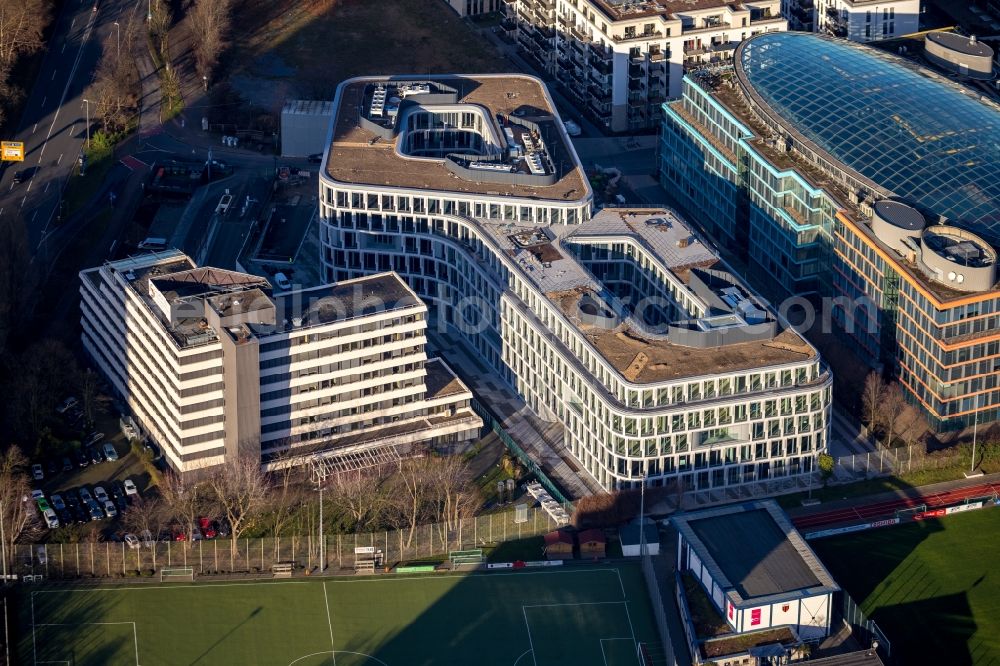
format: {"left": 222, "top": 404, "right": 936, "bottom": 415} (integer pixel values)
{"left": 189, "top": 0, "right": 232, "bottom": 83}
{"left": 121, "top": 496, "right": 165, "bottom": 539}
{"left": 328, "top": 466, "right": 391, "bottom": 533}
{"left": 160, "top": 471, "right": 203, "bottom": 546}
{"left": 147, "top": 0, "right": 172, "bottom": 59}
{"left": 264, "top": 468, "right": 305, "bottom": 555}
{"left": 0, "top": 0, "right": 53, "bottom": 125}
{"left": 389, "top": 457, "right": 435, "bottom": 549}
{"left": 879, "top": 383, "right": 908, "bottom": 449}
{"left": 428, "top": 455, "right": 481, "bottom": 548}
{"left": 861, "top": 371, "right": 886, "bottom": 431}
{"left": 89, "top": 16, "right": 140, "bottom": 135}
{"left": 0, "top": 446, "right": 42, "bottom": 574}
{"left": 208, "top": 455, "right": 268, "bottom": 559}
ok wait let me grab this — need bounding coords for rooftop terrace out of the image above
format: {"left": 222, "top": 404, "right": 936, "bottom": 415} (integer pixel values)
{"left": 481, "top": 209, "right": 817, "bottom": 384}
{"left": 326, "top": 74, "right": 589, "bottom": 202}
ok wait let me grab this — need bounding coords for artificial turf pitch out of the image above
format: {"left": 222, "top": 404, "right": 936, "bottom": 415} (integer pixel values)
{"left": 17, "top": 564, "right": 659, "bottom": 665}
{"left": 811, "top": 507, "right": 1000, "bottom": 666}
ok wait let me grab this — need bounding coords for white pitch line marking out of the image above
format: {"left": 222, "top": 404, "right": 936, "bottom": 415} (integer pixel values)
{"left": 52, "top": 70, "right": 57, "bottom": 80}
{"left": 322, "top": 583, "right": 336, "bottom": 665}
{"left": 41, "top": 96, "right": 46, "bottom": 107}
{"left": 57, "top": 153, "right": 63, "bottom": 165}
{"left": 32, "top": 211, "right": 38, "bottom": 223}
{"left": 33, "top": 123, "right": 38, "bottom": 133}
{"left": 61, "top": 42, "right": 67, "bottom": 53}
{"left": 44, "top": 181, "right": 50, "bottom": 193}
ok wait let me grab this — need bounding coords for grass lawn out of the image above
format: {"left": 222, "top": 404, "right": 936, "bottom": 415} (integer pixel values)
{"left": 17, "top": 564, "right": 662, "bottom": 665}
{"left": 230, "top": 0, "right": 507, "bottom": 105}
{"left": 811, "top": 508, "right": 1000, "bottom": 666}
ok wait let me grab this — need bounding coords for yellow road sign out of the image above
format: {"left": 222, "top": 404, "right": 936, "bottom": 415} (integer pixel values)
{"left": 1, "top": 141, "right": 24, "bottom": 162}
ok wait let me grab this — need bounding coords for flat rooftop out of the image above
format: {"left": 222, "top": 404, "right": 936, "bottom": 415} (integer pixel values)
{"left": 326, "top": 74, "right": 589, "bottom": 201}
{"left": 591, "top": 0, "right": 753, "bottom": 21}
{"left": 481, "top": 209, "right": 816, "bottom": 384}
{"left": 671, "top": 500, "right": 839, "bottom": 603}
{"left": 263, "top": 273, "right": 423, "bottom": 334}
{"left": 673, "top": 500, "right": 839, "bottom": 605}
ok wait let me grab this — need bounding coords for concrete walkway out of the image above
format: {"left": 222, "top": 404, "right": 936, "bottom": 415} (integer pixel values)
{"left": 427, "top": 325, "right": 604, "bottom": 499}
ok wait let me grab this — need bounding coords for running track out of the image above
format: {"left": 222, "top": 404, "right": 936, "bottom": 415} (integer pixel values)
{"left": 792, "top": 481, "right": 1000, "bottom": 530}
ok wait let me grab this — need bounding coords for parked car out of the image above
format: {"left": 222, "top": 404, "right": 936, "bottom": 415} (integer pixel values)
{"left": 307, "top": 153, "right": 323, "bottom": 163}
{"left": 46, "top": 459, "right": 58, "bottom": 475}
{"left": 71, "top": 506, "right": 88, "bottom": 524}
{"left": 93, "top": 486, "right": 109, "bottom": 504}
{"left": 50, "top": 494, "right": 66, "bottom": 512}
{"left": 30, "top": 489, "right": 45, "bottom": 502}
{"left": 42, "top": 508, "right": 59, "bottom": 529}
{"left": 562, "top": 119, "right": 582, "bottom": 137}
{"left": 36, "top": 546, "right": 47, "bottom": 565}
{"left": 124, "top": 534, "right": 140, "bottom": 550}
{"left": 78, "top": 487, "right": 94, "bottom": 504}
{"left": 56, "top": 396, "right": 79, "bottom": 414}
{"left": 110, "top": 481, "right": 125, "bottom": 500}
{"left": 103, "top": 500, "right": 117, "bottom": 519}
{"left": 88, "top": 501, "right": 104, "bottom": 521}
{"left": 198, "top": 517, "right": 217, "bottom": 539}
{"left": 102, "top": 442, "right": 119, "bottom": 462}
{"left": 36, "top": 498, "right": 51, "bottom": 513}
{"left": 83, "top": 432, "right": 104, "bottom": 447}
{"left": 123, "top": 479, "right": 139, "bottom": 497}
{"left": 139, "top": 530, "right": 154, "bottom": 547}
{"left": 62, "top": 457, "right": 73, "bottom": 472}
{"left": 87, "top": 446, "right": 104, "bottom": 465}
{"left": 75, "top": 449, "right": 89, "bottom": 468}
{"left": 115, "top": 495, "right": 128, "bottom": 513}
{"left": 31, "top": 464, "right": 43, "bottom": 481}
{"left": 273, "top": 272, "right": 291, "bottom": 291}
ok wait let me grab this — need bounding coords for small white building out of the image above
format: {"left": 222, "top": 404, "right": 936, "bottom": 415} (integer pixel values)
{"left": 281, "top": 100, "right": 334, "bottom": 157}
{"left": 620, "top": 519, "right": 660, "bottom": 557}
{"left": 672, "top": 500, "right": 839, "bottom": 643}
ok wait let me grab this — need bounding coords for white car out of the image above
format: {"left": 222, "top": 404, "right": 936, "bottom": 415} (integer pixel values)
{"left": 124, "top": 534, "right": 140, "bottom": 550}
{"left": 123, "top": 479, "right": 139, "bottom": 497}
{"left": 42, "top": 508, "right": 60, "bottom": 529}
{"left": 103, "top": 500, "right": 117, "bottom": 519}
{"left": 30, "top": 489, "right": 45, "bottom": 502}
{"left": 563, "top": 120, "right": 582, "bottom": 137}
{"left": 273, "top": 272, "right": 291, "bottom": 291}
{"left": 93, "top": 486, "right": 110, "bottom": 504}
{"left": 31, "top": 464, "right": 43, "bottom": 481}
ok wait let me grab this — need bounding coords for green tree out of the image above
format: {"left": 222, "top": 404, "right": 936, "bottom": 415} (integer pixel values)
{"left": 818, "top": 453, "right": 835, "bottom": 485}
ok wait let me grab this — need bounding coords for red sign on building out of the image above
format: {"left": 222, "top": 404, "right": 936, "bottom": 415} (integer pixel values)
{"left": 751, "top": 608, "right": 762, "bottom": 626}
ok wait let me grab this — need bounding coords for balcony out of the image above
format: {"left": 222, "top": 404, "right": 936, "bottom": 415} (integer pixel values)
{"left": 628, "top": 64, "right": 644, "bottom": 79}
{"left": 588, "top": 83, "right": 611, "bottom": 103}
{"left": 591, "top": 58, "right": 613, "bottom": 75}
{"left": 628, "top": 78, "right": 645, "bottom": 92}
{"left": 590, "top": 41, "right": 611, "bottom": 61}
{"left": 589, "top": 68, "right": 610, "bottom": 87}
{"left": 615, "top": 29, "right": 663, "bottom": 43}
{"left": 683, "top": 44, "right": 705, "bottom": 56}
{"left": 649, "top": 50, "right": 668, "bottom": 63}
{"left": 588, "top": 97, "right": 611, "bottom": 118}
{"left": 571, "top": 25, "right": 591, "bottom": 42}
{"left": 629, "top": 52, "right": 646, "bottom": 64}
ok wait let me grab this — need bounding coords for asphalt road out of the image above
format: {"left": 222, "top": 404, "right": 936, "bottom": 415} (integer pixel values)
{"left": 0, "top": 0, "right": 146, "bottom": 252}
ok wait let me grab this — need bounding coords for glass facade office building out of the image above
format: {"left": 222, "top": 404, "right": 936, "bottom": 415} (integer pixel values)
{"left": 660, "top": 32, "right": 1000, "bottom": 429}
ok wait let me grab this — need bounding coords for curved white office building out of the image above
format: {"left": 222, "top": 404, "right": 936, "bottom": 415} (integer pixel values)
{"left": 318, "top": 73, "right": 831, "bottom": 492}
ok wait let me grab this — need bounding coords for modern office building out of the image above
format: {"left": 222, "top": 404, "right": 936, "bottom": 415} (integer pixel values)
{"left": 79, "top": 252, "right": 481, "bottom": 478}
{"left": 503, "top": 0, "right": 786, "bottom": 132}
{"left": 318, "top": 73, "right": 832, "bottom": 492}
{"left": 660, "top": 31, "right": 1000, "bottom": 428}
{"left": 786, "top": 0, "right": 920, "bottom": 40}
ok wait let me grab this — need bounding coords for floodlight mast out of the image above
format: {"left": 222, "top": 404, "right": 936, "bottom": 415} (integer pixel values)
{"left": 308, "top": 461, "right": 328, "bottom": 572}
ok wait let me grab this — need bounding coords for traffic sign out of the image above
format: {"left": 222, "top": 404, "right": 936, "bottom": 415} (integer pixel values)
{"left": 1, "top": 141, "right": 24, "bottom": 161}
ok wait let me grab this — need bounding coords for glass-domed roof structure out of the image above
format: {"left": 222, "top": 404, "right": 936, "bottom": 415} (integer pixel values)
{"left": 736, "top": 32, "right": 1000, "bottom": 245}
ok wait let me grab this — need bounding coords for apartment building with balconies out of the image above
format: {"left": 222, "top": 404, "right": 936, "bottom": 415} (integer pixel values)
{"left": 79, "top": 252, "right": 480, "bottom": 479}
{"left": 798, "top": 0, "right": 919, "bottom": 40}
{"left": 504, "top": 0, "right": 786, "bottom": 131}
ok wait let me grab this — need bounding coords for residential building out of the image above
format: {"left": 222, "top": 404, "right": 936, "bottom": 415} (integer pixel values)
{"left": 318, "top": 73, "right": 832, "bottom": 492}
{"left": 443, "top": 0, "right": 507, "bottom": 16}
{"left": 659, "top": 32, "right": 1000, "bottom": 428}
{"left": 672, "top": 500, "right": 840, "bottom": 665}
{"left": 787, "top": 0, "right": 920, "bottom": 40}
{"left": 503, "top": 0, "right": 786, "bottom": 132}
{"left": 79, "top": 252, "right": 480, "bottom": 478}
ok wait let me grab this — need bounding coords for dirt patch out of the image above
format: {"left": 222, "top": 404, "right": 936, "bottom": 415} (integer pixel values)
{"left": 225, "top": 0, "right": 507, "bottom": 114}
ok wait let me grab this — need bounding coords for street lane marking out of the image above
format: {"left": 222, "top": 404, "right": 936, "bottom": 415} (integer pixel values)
{"left": 62, "top": 42, "right": 67, "bottom": 54}
{"left": 31, "top": 211, "right": 38, "bottom": 223}
{"left": 44, "top": 181, "right": 50, "bottom": 193}
{"left": 41, "top": 96, "right": 46, "bottom": 106}
{"left": 21, "top": 196, "right": 26, "bottom": 208}
{"left": 57, "top": 153, "right": 63, "bottom": 165}
{"left": 52, "top": 70, "right": 57, "bottom": 80}
{"left": 32, "top": 123, "right": 38, "bottom": 133}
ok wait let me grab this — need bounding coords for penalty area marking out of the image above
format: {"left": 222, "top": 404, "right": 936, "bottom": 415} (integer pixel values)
{"left": 32, "top": 618, "right": 140, "bottom": 666}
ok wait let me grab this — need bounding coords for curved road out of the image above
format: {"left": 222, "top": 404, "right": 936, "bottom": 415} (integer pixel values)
{"left": 0, "top": 0, "right": 144, "bottom": 250}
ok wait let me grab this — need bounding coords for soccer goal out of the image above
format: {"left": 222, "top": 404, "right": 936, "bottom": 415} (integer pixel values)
{"left": 160, "top": 567, "right": 195, "bottom": 582}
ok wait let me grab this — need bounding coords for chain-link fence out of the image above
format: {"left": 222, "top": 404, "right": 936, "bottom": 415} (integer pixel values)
{"left": 9, "top": 505, "right": 564, "bottom": 580}
{"left": 840, "top": 592, "right": 892, "bottom": 663}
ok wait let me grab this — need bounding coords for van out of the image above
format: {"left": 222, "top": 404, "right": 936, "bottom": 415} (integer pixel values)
{"left": 138, "top": 237, "right": 168, "bottom": 250}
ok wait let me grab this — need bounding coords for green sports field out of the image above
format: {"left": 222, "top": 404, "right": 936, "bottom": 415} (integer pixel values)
{"left": 811, "top": 507, "right": 1000, "bottom": 666}
{"left": 16, "top": 564, "right": 661, "bottom": 665}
